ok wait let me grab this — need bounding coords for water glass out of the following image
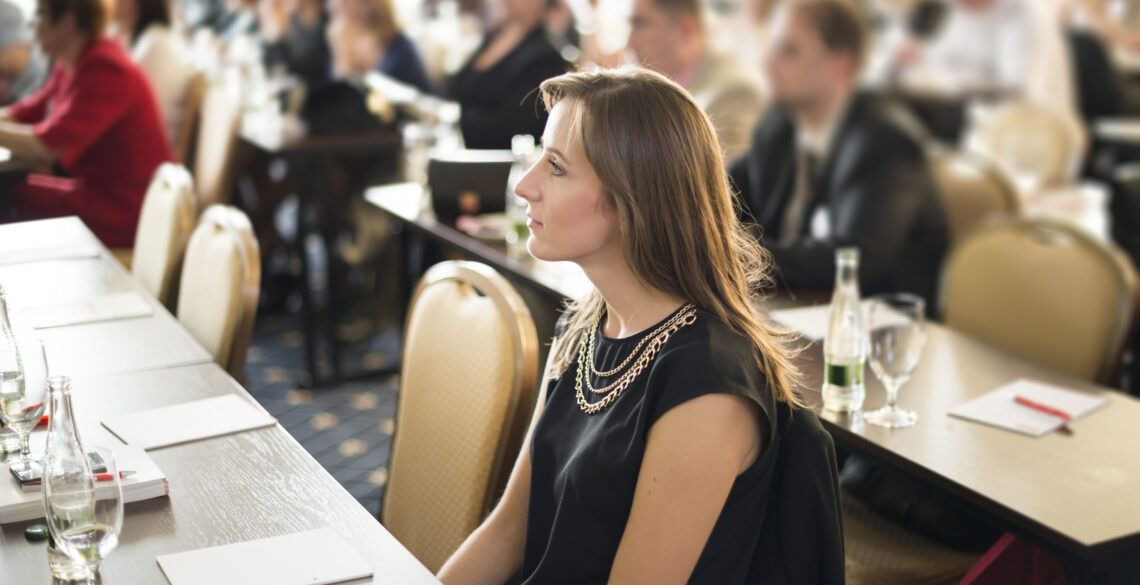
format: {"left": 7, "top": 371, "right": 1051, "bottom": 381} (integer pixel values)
{"left": 45, "top": 446, "right": 123, "bottom": 583}
{"left": 0, "top": 338, "right": 48, "bottom": 473}
{"left": 864, "top": 293, "right": 925, "bottom": 428}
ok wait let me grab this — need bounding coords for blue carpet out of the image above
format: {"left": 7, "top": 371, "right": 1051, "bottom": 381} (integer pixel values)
{"left": 243, "top": 310, "right": 400, "bottom": 514}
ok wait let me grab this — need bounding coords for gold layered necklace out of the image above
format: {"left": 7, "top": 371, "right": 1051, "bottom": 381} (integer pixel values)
{"left": 575, "top": 304, "right": 698, "bottom": 415}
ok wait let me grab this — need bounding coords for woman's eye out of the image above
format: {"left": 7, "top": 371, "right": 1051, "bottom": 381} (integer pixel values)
{"left": 549, "top": 159, "right": 564, "bottom": 176}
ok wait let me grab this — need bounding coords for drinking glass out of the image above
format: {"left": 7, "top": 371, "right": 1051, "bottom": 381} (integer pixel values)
{"left": 45, "top": 446, "right": 123, "bottom": 583}
{"left": 864, "top": 294, "right": 925, "bottom": 428}
{"left": 0, "top": 338, "right": 48, "bottom": 473}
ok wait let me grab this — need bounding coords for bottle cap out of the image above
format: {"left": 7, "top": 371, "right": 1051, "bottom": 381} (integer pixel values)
{"left": 24, "top": 524, "right": 50, "bottom": 541}
{"left": 836, "top": 247, "right": 860, "bottom": 263}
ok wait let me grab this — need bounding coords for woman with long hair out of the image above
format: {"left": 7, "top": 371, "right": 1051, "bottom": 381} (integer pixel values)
{"left": 437, "top": 66, "right": 803, "bottom": 585}
{"left": 326, "top": 0, "right": 431, "bottom": 92}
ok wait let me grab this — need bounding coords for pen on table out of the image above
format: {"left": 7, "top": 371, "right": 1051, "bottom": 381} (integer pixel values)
{"left": 27, "top": 471, "right": 136, "bottom": 486}
{"left": 1013, "top": 395, "right": 1073, "bottom": 421}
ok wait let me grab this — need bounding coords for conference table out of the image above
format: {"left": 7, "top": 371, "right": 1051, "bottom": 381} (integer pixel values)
{"left": 368, "top": 186, "right": 1140, "bottom": 584}
{"left": 0, "top": 217, "right": 441, "bottom": 584}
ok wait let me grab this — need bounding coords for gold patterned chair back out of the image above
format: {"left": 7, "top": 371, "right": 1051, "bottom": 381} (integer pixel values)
{"left": 382, "top": 261, "right": 539, "bottom": 573}
{"left": 930, "top": 149, "right": 1019, "bottom": 245}
{"left": 132, "top": 163, "right": 197, "bottom": 310}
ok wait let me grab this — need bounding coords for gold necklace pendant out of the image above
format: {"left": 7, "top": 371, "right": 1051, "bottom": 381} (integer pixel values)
{"left": 575, "top": 305, "right": 698, "bottom": 415}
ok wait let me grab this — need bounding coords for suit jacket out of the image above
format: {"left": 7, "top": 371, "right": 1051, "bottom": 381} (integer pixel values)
{"left": 448, "top": 27, "right": 568, "bottom": 150}
{"left": 728, "top": 92, "right": 947, "bottom": 305}
{"left": 685, "top": 51, "right": 766, "bottom": 161}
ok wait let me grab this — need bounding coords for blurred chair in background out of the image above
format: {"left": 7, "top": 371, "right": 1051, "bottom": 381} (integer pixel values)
{"left": 124, "top": 163, "right": 198, "bottom": 311}
{"left": 967, "top": 100, "right": 1085, "bottom": 194}
{"left": 929, "top": 148, "right": 1020, "bottom": 245}
{"left": 381, "top": 260, "right": 538, "bottom": 573}
{"left": 177, "top": 204, "right": 261, "bottom": 382}
{"left": 193, "top": 83, "right": 242, "bottom": 209}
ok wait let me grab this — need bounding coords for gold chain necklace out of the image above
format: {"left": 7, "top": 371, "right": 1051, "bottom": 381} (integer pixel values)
{"left": 587, "top": 305, "right": 697, "bottom": 378}
{"left": 575, "top": 304, "right": 698, "bottom": 415}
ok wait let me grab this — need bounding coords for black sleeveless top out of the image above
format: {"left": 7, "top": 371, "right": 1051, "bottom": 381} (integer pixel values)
{"left": 521, "top": 308, "right": 780, "bottom": 585}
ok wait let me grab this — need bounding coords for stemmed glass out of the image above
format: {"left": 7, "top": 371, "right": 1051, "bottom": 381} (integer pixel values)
{"left": 864, "top": 294, "right": 926, "bottom": 428}
{"left": 0, "top": 338, "right": 49, "bottom": 474}
{"left": 45, "top": 445, "right": 123, "bottom": 583}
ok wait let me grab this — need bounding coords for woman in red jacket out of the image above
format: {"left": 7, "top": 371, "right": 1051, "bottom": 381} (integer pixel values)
{"left": 0, "top": 0, "right": 172, "bottom": 248}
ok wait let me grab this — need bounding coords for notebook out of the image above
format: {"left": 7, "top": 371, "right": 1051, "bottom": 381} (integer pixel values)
{"left": 156, "top": 528, "right": 374, "bottom": 585}
{"left": 948, "top": 378, "right": 1109, "bottom": 437}
{"left": 102, "top": 394, "right": 278, "bottom": 450}
{"left": 23, "top": 291, "right": 153, "bottom": 329}
{"left": 1, "top": 443, "right": 168, "bottom": 524}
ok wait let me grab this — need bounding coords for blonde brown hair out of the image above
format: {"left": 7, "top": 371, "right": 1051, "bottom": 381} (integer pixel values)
{"left": 540, "top": 66, "right": 803, "bottom": 406}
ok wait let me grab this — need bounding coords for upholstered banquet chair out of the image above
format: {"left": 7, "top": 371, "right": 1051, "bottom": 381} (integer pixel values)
{"left": 930, "top": 148, "right": 1020, "bottom": 245}
{"left": 193, "top": 83, "right": 242, "bottom": 209}
{"left": 176, "top": 205, "right": 260, "bottom": 382}
{"left": 966, "top": 101, "right": 1084, "bottom": 194}
{"left": 129, "top": 163, "right": 198, "bottom": 311}
{"left": 381, "top": 261, "right": 539, "bottom": 573}
{"left": 175, "top": 72, "right": 207, "bottom": 167}
{"left": 940, "top": 217, "right": 1139, "bottom": 385}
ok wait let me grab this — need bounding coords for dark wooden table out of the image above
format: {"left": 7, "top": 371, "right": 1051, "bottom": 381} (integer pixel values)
{"left": 774, "top": 306, "right": 1140, "bottom": 584}
{"left": 0, "top": 217, "right": 441, "bottom": 584}
{"left": 240, "top": 112, "right": 403, "bottom": 385}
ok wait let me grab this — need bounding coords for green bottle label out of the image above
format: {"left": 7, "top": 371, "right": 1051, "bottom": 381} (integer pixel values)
{"left": 824, "top": 362, "right": 863, "bottom": 387}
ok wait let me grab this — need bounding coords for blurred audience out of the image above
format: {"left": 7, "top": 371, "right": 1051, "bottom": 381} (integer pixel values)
{"left": 0, "top": 0, "right": 172, "bottom": 248}
{"left": 258, "top": 0, "right": 331, "bottom": 87}
{"left": 215, "top": 0, "right": 259, "bottom": 42}
{"left": 0, "top": 0, "right": 46, "bottom": 105}
{"left": 627, "top": 0, "right": 766, "bottom": 159}
{"left": 730, "top": 0, "right": 947, "bottom": 305}
{"left": 900, "top": 0, "right": 1085, "bottom": 151}
{"left": 448, "top": 0, "right": 567, "bottom": 149}
{"left": 326, "top": 0, "right": 432, "bottom": 92}
{"left": 113, "top": 0, "right": 197, "bottom": 155}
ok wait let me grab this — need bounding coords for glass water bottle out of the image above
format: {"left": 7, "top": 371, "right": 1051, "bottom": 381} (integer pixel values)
{"left": 822, "top": 248, "right": 868, "bottom": 413}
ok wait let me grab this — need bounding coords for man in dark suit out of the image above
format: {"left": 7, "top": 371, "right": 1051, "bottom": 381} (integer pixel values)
{"left": 729, "top": 0, "right": 947, "bottom": 305}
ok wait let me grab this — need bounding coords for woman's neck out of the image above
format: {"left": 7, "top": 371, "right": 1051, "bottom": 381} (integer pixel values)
{"left": 581, "top": 254, "right": 685, "bottom": 339}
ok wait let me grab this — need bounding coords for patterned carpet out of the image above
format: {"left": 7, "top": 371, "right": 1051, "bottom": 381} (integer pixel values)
{"left": 242, "top": 307, "right": 401, "bottom": 515}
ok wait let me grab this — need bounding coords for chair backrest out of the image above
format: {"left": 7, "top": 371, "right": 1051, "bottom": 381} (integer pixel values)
{"left": 176, "top": 205, "right": 261, "bottom": 381}
{"left": 940, "top": 217, "right": 1139, "bottom": 384}
{"left": 750, "top": 403, "right": 845, "bottom": 585}
{"left": 967, "top": 101, "right": 1081, "bottom": 191}
{"left": 175, "top": 72, "right": 208, "bottom": 167}
{"left": 382, "top": 260, "right": 539, "bottom": 573}
{"left": 193, "top": 83, "right": 241, "bottom": 209}
{"left": 132, "top": 163, "right": 198, "bottom": 310}
{"left": 930, "top": 148, "right": 1020, "bottom": 245}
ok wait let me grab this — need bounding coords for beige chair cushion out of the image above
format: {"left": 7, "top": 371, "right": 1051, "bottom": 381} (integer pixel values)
{"left": 175, "top": 73, "right": 207, "bottom": 167}
{"left": 843, "top": 490, "right": 982, "bottom": 585}
{"left": 941, "top": 218, "right": 1138, "bottom": 383}
{"left": 383, "top": 262, "right": 537, "bottom": 573}
{"left": 930, "top": 150, "right": 1018, "bottom": 245}
{"left": 193, "top": 84, "right": 241, "bottom": 209}
{"left": 967, "top": 101, "right": 1082, "bottom": 192}
{"left": 132, "top": 163, "right": 197, "bottom": 310}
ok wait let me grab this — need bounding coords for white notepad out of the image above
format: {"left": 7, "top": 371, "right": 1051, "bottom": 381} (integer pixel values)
{"left": 1, "top": 443, "right": 168, "bottom": 524}
{"left": 102, "top": 395, "right": 277, "bottom": 450}
{"left": 157, "top": 528, "right": 373, "bottom": 585}
{"left": 0, "top": 243, "right": 101, "bottom": 266}
{"left": 770, "top": 305, "right": 831, "bottom": 341}
{"left": 948, "top": 379, "right": 1109, "bottom": 437}
{"left": 23, "top": 291, "right": 153, "bottom": 329}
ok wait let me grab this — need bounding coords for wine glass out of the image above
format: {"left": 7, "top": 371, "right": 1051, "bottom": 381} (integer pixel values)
{"left": 0, "top": 338, "right": 48, "bottom": 474}
{"left": 45, "top": 446, "right": 123, "bottom": 583}
{"left": 864, "top": 293, "right": 925, "bottom": 428}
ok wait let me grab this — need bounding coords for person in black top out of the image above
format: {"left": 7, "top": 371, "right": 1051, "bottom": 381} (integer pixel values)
{"left": 448, "top": 0, "right": 567, "bottom": 149}
{"left": 728, "top": 0, "right": 947, "bottom": 306}
{"left": 258, "top": 0, "right": 331, "bottom": 88}
{"left": 436, "top": 67, "right": 826, "bottom": 585}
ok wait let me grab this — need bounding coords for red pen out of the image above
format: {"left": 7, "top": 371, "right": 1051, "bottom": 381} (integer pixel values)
{"left": 93, "top": 471, "right": 135, "bottom": 482}
{"left": 1014, "top": 395, "right": 1073, "bottom": 421}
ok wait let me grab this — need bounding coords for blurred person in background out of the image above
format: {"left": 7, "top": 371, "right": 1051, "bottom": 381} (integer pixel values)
{"left": 0, "top": 0, "right": 46, "bottom": 105}
{"left": 627, "top": 0, "right": 765, "bottom": 159}
{"left": 258, "top": 0, "right": 331, "bottom": 87}
{"left": 112, "top": 0, "right": 196, "bottom": 156}
{"left": 215, "top": 0, "right": 259, "bottom": 42}
{"left": 326, "top": 0, "right": 432, "bottom": 92}
{"left": 448, "top": 0, "right": 567, "bottom": 149}
{"left": 729, "top": 0, "right": 947, "bottom": 306}
{"left": 0, "top": 0, "right": 172, "bottom": 248}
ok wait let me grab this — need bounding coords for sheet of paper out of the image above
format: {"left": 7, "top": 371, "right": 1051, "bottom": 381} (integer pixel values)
{"left": 157, "top": 528, "right": 373, "bottom": 585}
{"left": 102, "top": 394, "right": 277, "bottom": 450}
{"left": 0, "top": 244, "right": 100, "bottom": 266}
{"left": 770, "top": 305, "right": 831, "bottom": 341}
{"left": 948, "top": 379, "right": 1109, "bottom": 437}
{"left": 23, "top": 291, "right": 153, "bottom": 329}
